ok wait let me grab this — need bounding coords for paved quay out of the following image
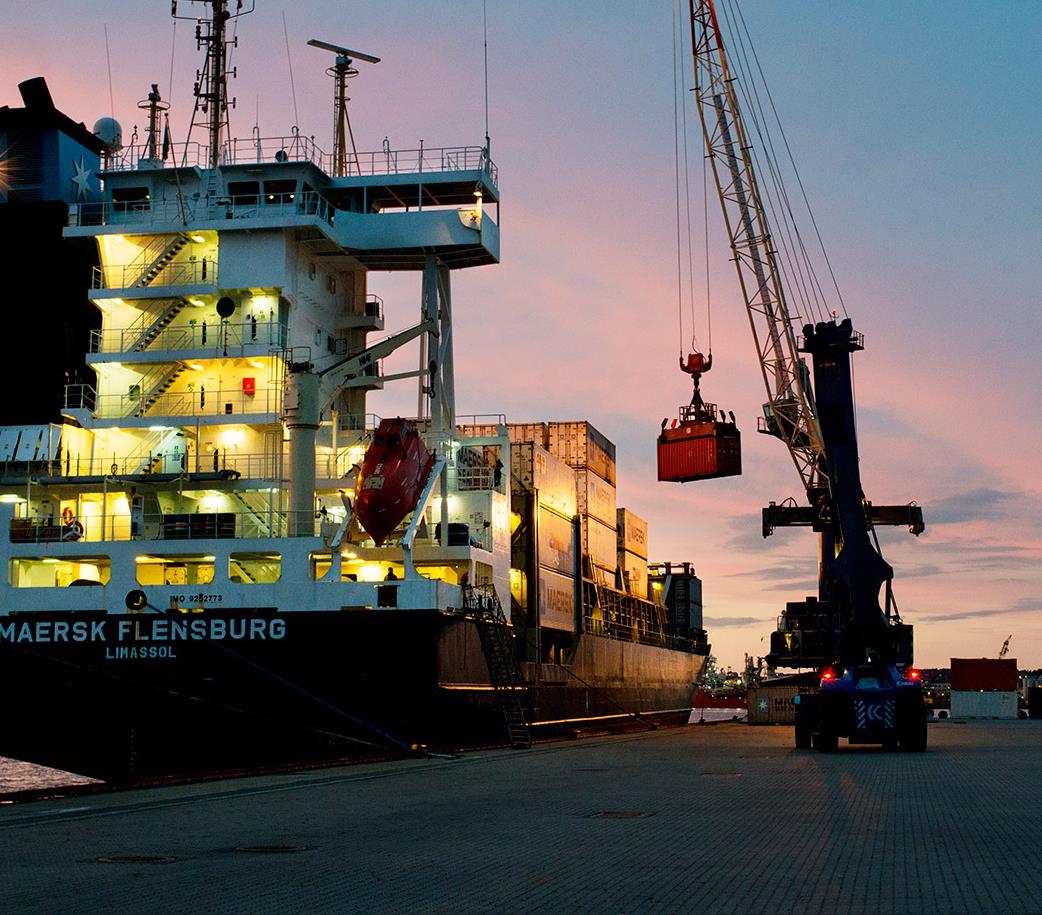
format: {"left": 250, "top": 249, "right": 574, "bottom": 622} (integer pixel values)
{"left": 1, "top": 721, "right": 1040, "bottom": 915}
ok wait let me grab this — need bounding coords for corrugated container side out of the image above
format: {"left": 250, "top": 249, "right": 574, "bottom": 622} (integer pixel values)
{"left": 581, "top": 515, "right": 618, "bottom": 572}
{"left": 950, "top": 658, "right": 1018, "bottom": 692}
{"left": 950, "top": 691, "right": 1018, "bottom": 719}
{"left": 547, "top": 420, "right": 617, "bottom": 486}
{"left": 657, "top": 431, "right": 741, "bottom": 482}
{"left": 511, "top": 442, "right": 577, "bottom": 517}
{"left": 575, "top": 467, "right": 616, "bottom": 527}
{"left": 746, "top": 685, "right": 814, "bottom": 724}
{"left": 538, "top": 567, "right": 576, "bottom": 633}
{"left": 618, "top": 549, "right": 648, "bottom": 599}
{"left": 538, "top": 505, "right": 576, "bottom": 576}
{"left": 616, "top": 507, "right": 648, "bottom": 559}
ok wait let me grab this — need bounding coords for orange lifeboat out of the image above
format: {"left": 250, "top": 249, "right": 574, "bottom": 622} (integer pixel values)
{"left": 354, "top": 418, "right": 436, "bottom": 546}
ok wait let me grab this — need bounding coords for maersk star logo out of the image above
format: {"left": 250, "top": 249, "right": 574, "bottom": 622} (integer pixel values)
{"left": 71, "top": 157, "right": 93, "bottom": 200}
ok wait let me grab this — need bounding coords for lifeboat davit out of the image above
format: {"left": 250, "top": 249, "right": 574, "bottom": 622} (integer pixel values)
{"left": 354, "top": 418, "right": 436, "bottom": 546}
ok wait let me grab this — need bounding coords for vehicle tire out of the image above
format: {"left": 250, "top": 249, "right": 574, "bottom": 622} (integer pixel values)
{"left": 794, "top": 693, "right": 816, "bottom": 750}
{"left": 896, "top": 689, "right": 927, "bottom": 752}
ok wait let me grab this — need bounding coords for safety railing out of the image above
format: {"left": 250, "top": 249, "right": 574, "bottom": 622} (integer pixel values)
{"left": 93, "top": 259, "right": 216, "bottom": 291}
{"left": 10, "top": 509, "right": 303, "bottom": 544}
{"left": 102, "top": 135, "right": 498, "bottom": 184}
{"left": 65, "top": 385, "right": 282, "bottom": 421}
{"left": 90, "top": 319, "right": 285, "bottom": 354}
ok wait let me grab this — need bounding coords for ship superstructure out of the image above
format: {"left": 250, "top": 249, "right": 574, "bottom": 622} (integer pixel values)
{"left": 0, "top": 2, "right": 707, "bottom": 781}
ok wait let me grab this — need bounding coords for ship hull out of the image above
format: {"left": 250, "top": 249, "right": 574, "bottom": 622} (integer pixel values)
{"left": 0, "top": 610, "right": 705, "bottom": 782}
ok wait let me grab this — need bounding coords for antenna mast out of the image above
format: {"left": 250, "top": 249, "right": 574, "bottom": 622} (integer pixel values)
{"left": 308, "top": 39, "right": 380, "bottom": 176}
{"left": 137, "top": 84, "right": 170, "bottom": 164}
{"left": 173, "top": 0, "right": 255, "bottom": 168}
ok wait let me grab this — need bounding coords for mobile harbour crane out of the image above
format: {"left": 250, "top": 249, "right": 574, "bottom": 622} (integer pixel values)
{"left": 670, "top": 0, "right": 928, "bottom": 751}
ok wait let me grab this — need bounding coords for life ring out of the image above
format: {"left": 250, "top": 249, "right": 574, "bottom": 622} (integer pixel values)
{"left": 62, "top": 506, "right": 74, "bottom": 525}
{"left": 61, "top": 520, "right": 84, "bottom": 542}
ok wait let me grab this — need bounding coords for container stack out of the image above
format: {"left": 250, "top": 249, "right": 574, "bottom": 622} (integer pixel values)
{"left": 509, "top": 441, "right": 577, "bottom": 632}
{"left": 546, "top": 421, "right": 618, "bottom": 583}
{"left": 616, "top": 508, "right": 648, "bottom": 599}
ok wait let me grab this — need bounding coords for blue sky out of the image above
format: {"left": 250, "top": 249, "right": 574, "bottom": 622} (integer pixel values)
{"left": 5, "top": 1, "right": 1041, "bottom": 668}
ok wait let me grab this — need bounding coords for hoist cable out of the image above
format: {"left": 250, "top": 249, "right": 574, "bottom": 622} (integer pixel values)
{"left": 677, "top": 7, "right": 700, "bottom": 354}
{"left": 732, "top": 0, "right": 849, "bottom": 318}
{"left": 671, "top": 0, "right": 686, "bottom": 358}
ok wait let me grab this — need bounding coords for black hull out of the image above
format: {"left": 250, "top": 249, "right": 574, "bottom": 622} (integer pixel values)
{"left": 0, "top": 610, "right": 704, "bottom": 782}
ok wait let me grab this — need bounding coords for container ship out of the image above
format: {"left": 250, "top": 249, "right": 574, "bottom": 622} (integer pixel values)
{"left": 0, "top": 2, "right": 708, "bottom": 782}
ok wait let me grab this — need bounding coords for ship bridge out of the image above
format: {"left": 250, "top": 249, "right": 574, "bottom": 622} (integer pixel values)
{"left": 65, "top": 137, "right": 500, "bottom": 269}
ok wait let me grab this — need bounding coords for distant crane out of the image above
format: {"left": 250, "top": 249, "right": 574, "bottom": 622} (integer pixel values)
{"left": 999, "top": 635, "right": 1013, "bottom": 658}
{"left": 307, "top": 38, "right": 380, "bottom": 176}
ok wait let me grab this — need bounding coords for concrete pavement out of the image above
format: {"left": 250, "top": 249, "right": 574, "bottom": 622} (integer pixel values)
{"left": 1, "top": 721, "right": 1039, "bottom": 914}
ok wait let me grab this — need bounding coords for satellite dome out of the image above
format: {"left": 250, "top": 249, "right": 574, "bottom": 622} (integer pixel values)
{"left": 92, "top": 117, "right": 123, "bottom": 151}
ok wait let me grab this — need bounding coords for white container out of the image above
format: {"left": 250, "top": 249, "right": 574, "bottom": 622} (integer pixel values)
{"left": 547, "top": 420, "right": 616, "bottom": 486}
{"left": 575, "top": 467, "right": 616, "bottom": 527}
{"left": 616, "top": 508, "right": 648, "bottom": 560}
{"left": 511, "top": 442, "right": 577, "bottom": 518}
{"left": 619, "top": 549, "right": 648, "bottom": 599}
{"left": 538, "top": 505, "right": 576, "bottom": 576}
{"left": 538, "top": 566, "right": 576, "bottom": 633}
{"left": 950, "top": 691, "right": 1018, "bottom": 719}
{"left": 581, "top": 515, "right": 617, "bottom": 571}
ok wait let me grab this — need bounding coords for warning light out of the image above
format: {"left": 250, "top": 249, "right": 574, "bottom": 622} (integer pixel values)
{"left": 906, "top": 668, "right": 922, "bottom": 681}
{"left": 820, "top": 667, "right": 837, "bottom": 685}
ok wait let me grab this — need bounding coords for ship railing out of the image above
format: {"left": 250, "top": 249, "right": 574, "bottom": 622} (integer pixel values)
{"left": 44, "top": 451, "right": 280, "bottom": 480}
{"left": 89, "top": 319, "right": 285, "bottom": 354}
{"left": 336, "top": 413, "right": 383, "bottom": 434}
{"left": 63, "top": 383, "right": 96, "bottom": 412}
{"left": 93, "top": 259, "right": 217, "bottom": 291}
{"left": 456, "top": 465, "right": 496, "bottom": 491}
{"left": 101, "top": 135, "right": 497, "bottom": 185}
{"left": 9, "top": 509, "right": 294, "bottom": 545}
{"left": 86, "top": 385, "right": 283, "bottom": 420}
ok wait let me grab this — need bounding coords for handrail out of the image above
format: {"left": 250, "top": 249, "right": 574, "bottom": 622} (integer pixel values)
{"left": 66, "top": 384, "right": 282, "bottom": 420}
{"left": 93, "top": 258, "right": 216, "bottom": 290}
{"left": 89, "top": 319, "right": 285, "bottom": 354}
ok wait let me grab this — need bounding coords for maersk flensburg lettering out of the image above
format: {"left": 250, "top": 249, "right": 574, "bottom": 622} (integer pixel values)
{"left": 0, "top": 618, "right": 286, "bottom": 646}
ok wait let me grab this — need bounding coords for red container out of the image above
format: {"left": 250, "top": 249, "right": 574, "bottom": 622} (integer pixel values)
{"left": 242, "top": 376, "right": 256, "bottom": 396}
{"left": 950, "top": 658, "right": 1018, "bottom": 692}
{"left": 657, "top": 423, "right": 741, "bottom": 482}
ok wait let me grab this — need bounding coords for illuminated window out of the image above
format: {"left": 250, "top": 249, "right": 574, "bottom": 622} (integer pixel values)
{"left": 230, "top": 552, "right": 281, "bottom": 584}
{"left": 135, "top": 554, "right": 216, "bottom": 586}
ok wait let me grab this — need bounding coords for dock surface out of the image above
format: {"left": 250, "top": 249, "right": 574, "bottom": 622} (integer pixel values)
{"left": 2, "top": 721, "right": 1039, "bottom": 914}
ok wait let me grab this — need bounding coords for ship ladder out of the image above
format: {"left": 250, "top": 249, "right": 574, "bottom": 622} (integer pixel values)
{"left": 466, "top": 586, "right": 532, "bottom": 749}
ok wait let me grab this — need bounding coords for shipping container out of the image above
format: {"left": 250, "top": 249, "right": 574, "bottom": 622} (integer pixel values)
{"left": 538, "top": 505, "right": 577, "bottom": 576}
{"left": 616, "top": 508, "right": 648, "bottom": 559}
{"left": 618, "top": 549, "right": 648, "bottom": 599}
{"left": 746, "top": 684, "right": 814, "bottom": 724}
{"left": 547, "top": 420, "right": 617, "bottom": 486}
{"left": 657, "top": 422, "right": 741, "bottom": 483}
{"left": 950, "top": 658, "right": 1018, "bottom": 692}
{"left": 575, "top": 467, "right": 616, "bottom": 527}
{"left": 581, "top": 514, "right": 618, "bottom": 572}
{"left": 950, "top": 690, "right": 1018, "bottom": 719}
{"left": 458, "top": 422, "right": 549, "bottom": 447}
{"left": 538, "top": 566, "right": 577, "bottom": 633}
{"left": 511, "top": 442, "right": 577, "bottom": 517}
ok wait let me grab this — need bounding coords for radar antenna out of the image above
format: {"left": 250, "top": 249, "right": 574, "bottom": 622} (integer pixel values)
{"left": 307, "top": 38, "right": 381, "bottom": 176}
{"left": 172, "top": 0, "right": 255, "bottom": 168}
{"left": 137, "top": 84, "right": 170, "bottom": 165}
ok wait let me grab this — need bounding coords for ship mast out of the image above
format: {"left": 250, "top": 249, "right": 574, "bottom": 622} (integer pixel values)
{"left": 173, "top": 0, "right": 255, "bottom": 168}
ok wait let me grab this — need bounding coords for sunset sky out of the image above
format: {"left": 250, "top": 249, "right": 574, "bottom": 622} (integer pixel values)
{"left": 6, "top": 1, "right": 1041, "bottom": 669}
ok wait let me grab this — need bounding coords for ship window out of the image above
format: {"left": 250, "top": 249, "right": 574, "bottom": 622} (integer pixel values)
{"left": 135, "top": 554, "right": 215, "bottom": 586}
{"left": 227, "top": 180, "right": 260, "bottom": 205}
{"left": 263, "top": 179, "right": 296, "bottom": 205}
{"left": 230, "top": 552, "right": 281, "bottom": 584}
{"left": 111, "top": 186, "right": 151, "bottom": 213}
{"left": 9, "top": 556, "right": 111, "bottom": 588}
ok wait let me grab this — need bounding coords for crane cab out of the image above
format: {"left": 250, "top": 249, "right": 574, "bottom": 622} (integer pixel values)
{"left": 657, "top": 401, "right": 741, "bottom": 482}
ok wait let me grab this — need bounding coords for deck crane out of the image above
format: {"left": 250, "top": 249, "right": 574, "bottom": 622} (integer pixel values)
{"left": 686, "top": 0, "right": 928, "bottom": 751}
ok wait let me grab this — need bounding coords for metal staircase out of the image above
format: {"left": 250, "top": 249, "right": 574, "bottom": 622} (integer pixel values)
{"left": 231, "top": 490, "right": 286, "bottom": 537}
{"left": 132, "top": 235, "right": 190, "bottom": 288}
{"left": 464, "top": 585, "right": 532, "bottom": 749}
{"left": 133, "top": 364, "right": 186, "bottom": 417}
{"left": 128, "top": 299, "right": 190, "bottom": 352}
